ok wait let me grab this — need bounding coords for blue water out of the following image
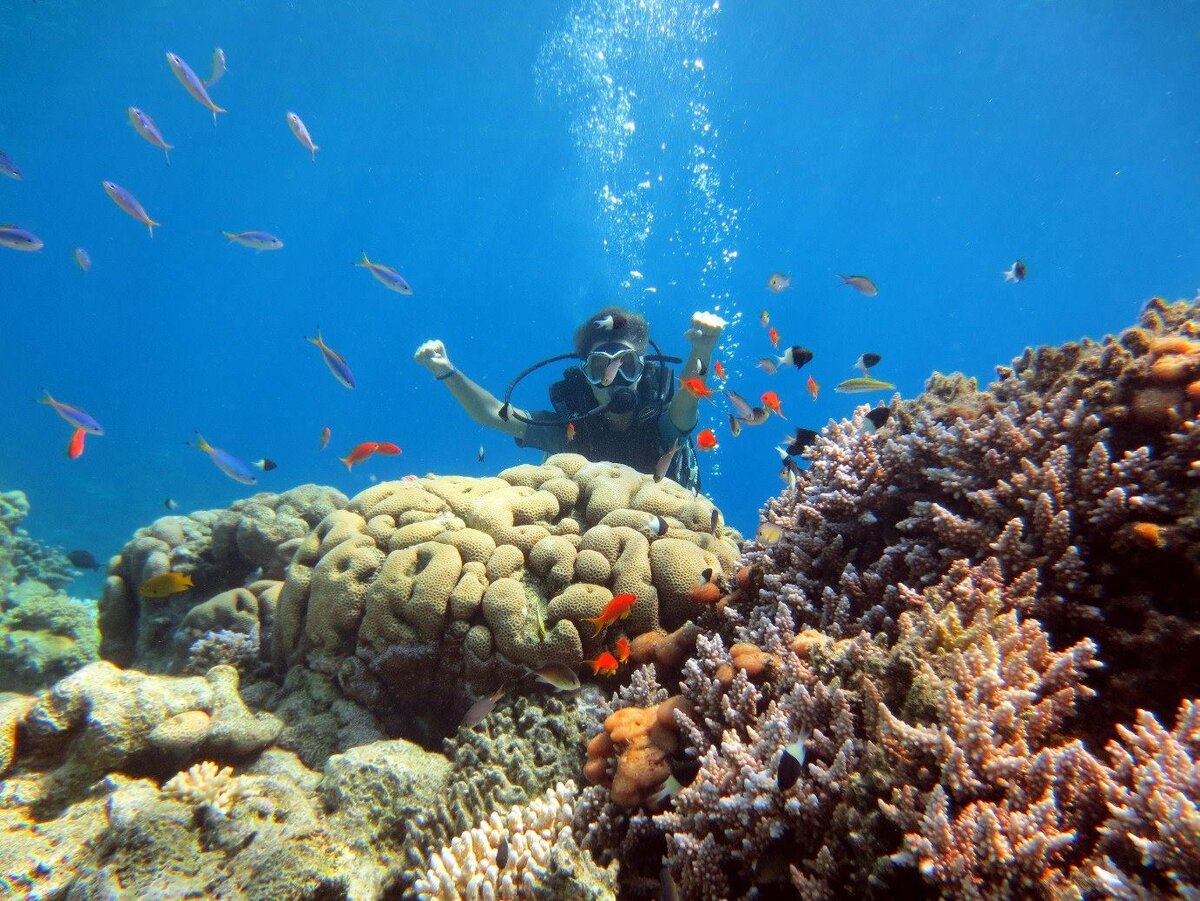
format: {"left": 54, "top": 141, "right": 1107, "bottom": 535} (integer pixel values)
{"left": 2, "top": 0, "right": 1198, "bottom": 596}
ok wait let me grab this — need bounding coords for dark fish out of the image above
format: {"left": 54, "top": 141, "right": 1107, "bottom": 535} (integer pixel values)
{"left": 786, "top": 428, "right": 819, "bottom": 456}
{"left": 778, "top": 345, "right": 814, "bottom": 369}
{"left": 643, "top": 514, "right": 668, "bottom": 538}
{"left": 498, "top": 402, "right": 511, "bottom": 422}
{"left": 252, "top": 458, "right": 277, "bottom": 472}
{"left": 854, "top": 352, "right": 882, "bottom": 375}
{"left": 654, "top": 440, "right": 680, "bottom": 482}
{"left": 496, "top": 835, "right": 510, "bottom": 870}
{"left": 477, "top": 445, "right": 485, "bottom": 463}
{"left": 777, "top": 728, "right": 810, "bottom": 791}
{"left": 67, "top": 550, "right": 100, "bottom": 570}
{"left": 697, "top": 567, "right": 713, "bottom": 585}
{"left": 838, "top": 274, "right": 878, "bottom": 296}
{"left": 671, "top": 756, "right": 702, "bottom": 787}
{"left": 1003, "top": 260, "right": 1027, "bottom": 283}
{"left": 710, "top": 509, "right": 719, "bottom": 536}
{"left": 864, "top": 407, "right": 892, "bottom": 432}
{"left": 728, "top": 413, "right": 742, "bottom": 437}
{"left": 694, "top": 359, "right": 707, "bottom": 378}
{"left": 164, "top": 498, "right": 179, "bottom": 511}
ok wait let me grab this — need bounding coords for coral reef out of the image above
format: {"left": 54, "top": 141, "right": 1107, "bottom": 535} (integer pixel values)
{"left": 99, "top": 484, "right": 345, "bottom": 671}
{"left": 0, "top": 489, "right": 75, "bottom": 592}
{"left": 0, "top": 579, "right": 98, "bottom": 692}
{"left": 272, "top": 455, "right": 739, "bottom": 731}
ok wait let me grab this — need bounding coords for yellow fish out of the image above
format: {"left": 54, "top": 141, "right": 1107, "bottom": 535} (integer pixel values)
{"left": 139, "top": 571, "right": 194, "bottom": 599}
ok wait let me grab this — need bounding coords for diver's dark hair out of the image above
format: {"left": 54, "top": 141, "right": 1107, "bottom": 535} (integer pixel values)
{"left": 573, "top": 307, "right": 649, "bottom": 358}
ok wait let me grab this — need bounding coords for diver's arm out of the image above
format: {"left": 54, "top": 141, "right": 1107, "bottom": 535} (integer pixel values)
{"left": 669, "top": 312, "right": 727, "bottom": 433}
{"left": 414, "top": 340, "right": 528, "bottom": 438}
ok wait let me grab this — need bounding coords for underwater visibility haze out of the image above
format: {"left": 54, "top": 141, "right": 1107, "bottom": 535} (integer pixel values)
{"left": 2, "top": 1, "right": 1200, "bottom": 898}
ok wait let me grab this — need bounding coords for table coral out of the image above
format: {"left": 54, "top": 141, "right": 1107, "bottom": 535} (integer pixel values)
{"left": 271, "top": 456, "right": 739, "bottom": 728}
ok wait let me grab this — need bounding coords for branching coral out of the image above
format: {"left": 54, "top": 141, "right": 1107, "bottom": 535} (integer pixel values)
{"left": 161, "top": 760, "right": 254, "bottom": 813}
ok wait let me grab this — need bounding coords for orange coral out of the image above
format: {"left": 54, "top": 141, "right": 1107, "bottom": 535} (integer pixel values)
{"left": 1149, "top": 354, "right": 1195, "bottom": 384}
{"left": 1130, "top": 521, "right": 1166, "bottom": 549}
{"left": 628, "top": 622, "right": 700, "bottom": 669}
{"left": 584, "top": 695, "right": 693, "bottom": 809}
{"left": 715, "top": 642, "right": 781, "bottom": 685}
{"left": 1148, "top": 335, "right": 1200, "bottom": 356}
{"left": 687, "top": 581, "right": 722, "bottom": 605}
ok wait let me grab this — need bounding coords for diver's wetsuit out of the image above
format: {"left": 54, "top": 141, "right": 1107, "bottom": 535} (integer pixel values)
{"left": 515, "top": 362, "right": 701, "bottom": 492}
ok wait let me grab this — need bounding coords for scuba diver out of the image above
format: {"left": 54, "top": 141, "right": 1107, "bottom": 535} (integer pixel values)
{"left": 413, "top": 307, "right": 725, "bottom": 492}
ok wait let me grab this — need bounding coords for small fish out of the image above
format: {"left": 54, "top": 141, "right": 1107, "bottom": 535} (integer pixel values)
{"left": 164, "top": 498, "right": 179, "bottom": 511}
{"left": 710, "top": 510, "right": 719, "bottom": 536}
{"left": 495, "top": 836, "right": 510, "bottom": 870}
{"left": 696, "top": 427, "right": 719, "bottom": 451}
{"left": 166, "top": 51, "right": 226, "bottom": 125}
{"left": 680, "top": 377, "right": 714, "bottom": 400}
{"left": 781, "top": 463, "right": 798, "bottom": 489}
{"left": 286, "top": 112, "right": 319, "bottom": 161}
{"left": 838, "top": 273, "right": 878, "bottom": 296}
{"left": 0, "top": 225, "right": 43, "bottom": 252}
{"left": 594, "top": 312, "right": 627, "bottom": 330}
{"left": 460, "top": 683, "right": 507, "bottom": 729}
{"left": 642, "top": 514, "right": 668, "bottom": 539}
{"left": 356, "top": 252, "right": 413, "bottom": 295}
{"left": 0, "top": 148, "right": 22, "bottom": 180}
{"left": 127, "top": 107, "right": 173, "bottom": 163}
{"left": 524, "top": 663, "right": 581, "bottom": 692}
{"left": 697, "top": 567, "right": 714, "bottom": 585}
{"left": 584, "top": 592, "right": 637, "bottom": 637}
{"left": 777, "top": 346, "right": 814, "bottom": 370}
{"left": 477, "top": 445, "right": 485, "bottom": 462}
{"left": 647, "top": 775, "right": 683, "bottom": 809}
{"left": 251, "top": 458, "right": 277, "bottom": 472}
{"left": 757, "top": 357, "right": 779, "bottom": 375}
{"left": 786, "top": 427, "right": 820, "bottom": 455}
{"left": 340, "top": 442, "right": 381, "bottom": 470}
{"left": 741, "top": 407, "right": 771, "bottom": 426}
{"left": 306, "top": 329, "right": 356, "bottom": 389}
{"left": 806, "top": 376, "right": 819, "bottom": 400}
{"left": 102, "top": 181, "right": 159, "bottom": 237}
{"left": 320, "top": 427, "right": 331, "bottom": 449}
{"left": 760, "top": 309, "right": 770, "bottom": 327}
{"left": 67, "top": 427, "right": 86, "bottom": 460}
{"left": 614, "top": 636, "right": 630, "bottom": 664}
{"left": 693, "top": 358, "right": 707, "bottom": 378}
{"left": 139, "top": 571, "right": 194, "bottom": 599}
{"left": 223, "top": 230, "right": 284, "bottom": 251}
{"left": 756, "top": 522, "right": 786, "bottom": 545}
{"left": 728, "top": 413, "right": 742, "bottom": 437}
{"left": 375, "top": 442, "right": 402, "bottom": 456}
{"left": 587, "top": 650, "right": 620, "bottom": 676}
{"left": 73, "top": 247, "right": 91, "bottom": 272}
{"left": 713, "top": 360, "right": 726, "bottom": 381}
{"left": 768, "top": 273, "right": 792, "bottom": 293}
{"left": 566, "top": 422, "right": 577, "bottom": 442}
{"left": 39, "top": 390, "right": 104, "bottom": 435}
{"left": 1003, "top": 260, "right": 1027, "bottom": 283}
{"left": 777, "top": 727, "right": 811, "bottom": 791}
{"left": 862, "top": 407, "right": 892, "bottom": 433}
{"left": 67, "top": 549, "right": 100, "bottom": 570}
{"left": 191, "top": 432, "right": 258, "bottom": 484}
{"left": 760, "top": 391, "right": 785, "bottom": 419}
{"left": 724, "top": 389, "right": 754, "bottom": 421}
{"left": 654, "top": 440, "right": 680, "bottom": 482}
{"left": 835, "top": 376, "right": 896, "bottom": 394}
{"left": 853, "top": 352, "right": 882, "bottom": 375}
{"left": 768, "top": 326, "right": 781, "bottom": 349}
{"left": 602, "top": 357, "right": 623, "bottom": 387}
{"left": 205, "top": 48, "right": 227, "bottom": 86}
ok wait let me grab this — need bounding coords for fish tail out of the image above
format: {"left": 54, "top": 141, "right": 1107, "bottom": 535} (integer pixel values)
{"left": 37, "top": 388, "right": 53, "bottom": 406}
{"left": 340, "top": 456, "right": 353, "bottom": 471}
{"left": 211, "top": 105, "right": 226, "bottom": 127}
{"left": 310, "top": 146, "right": 318, "bottom": 162}
{"left": 588, "top": 617, "right": 607, "bottom": 637}
{"left": 164, "top": 148, "right": 171, "bottom": 166}
{"left": 147, "top": 219, "right": 160, "bottom": 238}
{"left": 192, "top": 432, "right": 211, "bottom": 453}
{"left": 356, "top": 251, "right": 370, "bottom": 267}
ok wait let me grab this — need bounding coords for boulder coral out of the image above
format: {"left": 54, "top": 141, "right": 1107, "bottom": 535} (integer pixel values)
{"left": 0, "top": 579, "right": 98, "bottom": 692}
{"left": 271, "top": 455, "right": 739, "bottom": 724}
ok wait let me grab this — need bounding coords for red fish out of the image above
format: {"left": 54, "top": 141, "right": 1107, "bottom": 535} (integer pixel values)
{"left": 696, "top": 428, "right": 719, "bottom": 451}
{"left": 680, "top": 377, "right": 714, "bottom": 400}
{"left": 584, "top": 592, "right": 637, "bottom": 637}
{"left": 375, "top": 442, "right": 402, "bottom": 456}
{"left": 806, "top": 376, "right": 819, "bottom": 401}
{"left": 67, "top": 427, "right": 86, "bottom": 459}
{"left": 566, "top": 422, "right": 576, "bottom": 442}
{"left": 761, "top": 391, "right": 786, "bottom": 419}
{"left": 713, "top": 360, "right": 726, "bottom": 381}
{"left": 320, "top": 426, "right": 331, "bottom": 449}
{"left": 340, "top": 442, "right": 380, "bottom": 470}
{"left": 587, "top": 650, "right": 620, "bottom": 676}
{"left": 768, "top": 326, "right": 781, "bottom": 349}
{"left": 614, "top": 635, "right": 630, "bottom": 664}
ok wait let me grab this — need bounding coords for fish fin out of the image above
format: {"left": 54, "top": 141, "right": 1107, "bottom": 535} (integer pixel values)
{"left": 356, "top": 251, "right": 370, "bottom": 267}
{"left": 310, "top": 146, "right": 318, "bottom": 161}
{"left": 147, "top": 220, "right": 160, "bottom": 238}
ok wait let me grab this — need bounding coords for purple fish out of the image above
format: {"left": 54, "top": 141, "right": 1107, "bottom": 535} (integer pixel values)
{"left": 286, "top": 112, "right": 319, "bottom": 161}
{"left": 223, "top": 230, "right": 284, "bottom": 251}
{"left": 0, "top": 148, "right": 21, "bottom": 180}
{"left": 39, "top": 390, "right": 104, "bottom": 435}
{"left": 102, "top": 181, "right": 160, "bottom": 237}
{"left": 191, "top": 433, "right": 257, "bottom": 485}
{"left": 128, "top": 107, "right": 173, "bottom": 164}
{"left": 356, "top": 252, "right": 412, "bottom": 295}
{"left": 305, "top": 329, "right": 356, "bottom": 389}
{"left": 0, "top": 225, "right": 43, "bottom": 252}
{"left": 166, "top": 51, "right": 226, "bottom": 125}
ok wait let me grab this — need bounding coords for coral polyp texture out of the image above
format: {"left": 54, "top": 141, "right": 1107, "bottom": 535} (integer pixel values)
{"left": 575, "top": 297, "right": 1200, "bottom": 899}
{"left": 271, "top": 455, "right": 739, "bottom": 725}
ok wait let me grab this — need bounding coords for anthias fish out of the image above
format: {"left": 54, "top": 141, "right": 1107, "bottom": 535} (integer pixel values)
{"left": 139, "top": 571, "right": 194, "bottom": 599}
{"left": 524, "top": 663, "right": 581, "bottom": 692}
{"left": 320, "top": 427, "right": 331, "bottom": 449}
{"left": 0, "top": 225, "right": 44, "bottom": 252}
{"left": 191, "top": 432, "right": 258, "bottom": 485}
{"left": 306, "top": 329, "right": 357, "bottom": 389}
{"left": 67, "top": 427, "right": 86, "bottom": 460}
{"left": 166, "top": 51, "right": 226, "bottom": 125}
{"left": 340, "top": 442, "right": 381, "bottom": 470}
{"left": 587, "top": 650, "right": 620, "bottom": 676}
{"left": 680, "top": 377, "right": 714, "bottom": 400}
{"left": 654, "top": 439, "right": 680, "bottom": 482}
{"left": 838, "top": 273, "right": 878, "bottom": 296}
{"left": 39, "top": 390, "right": 104, "bottom": 434}
{"left": 760, "top": 391, "right": 785, "bottom": 419}
{"left": 585, "top": 592, "right": 637, "bottom": 636}
{"left": 286, "top": 112, "right": 319, "bottom": 160}
{"left": 102, "top": 181, "right": 159, "bottom": 237}
{"left": 127, "top": 107, "right": 173, "bottom": 163}
{"left": 696, "top": 427, "right": 719, "bottom": 451}
{"left": 356, "top": 252, "right": 413, "bottom": 295}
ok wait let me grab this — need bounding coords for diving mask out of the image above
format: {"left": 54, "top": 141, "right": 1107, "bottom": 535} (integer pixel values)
{"left": 583, "top": 343, "right": 644, "bottom": 386}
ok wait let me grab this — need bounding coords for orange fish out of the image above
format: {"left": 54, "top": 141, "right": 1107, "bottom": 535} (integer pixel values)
{"left": 768, "top": 326, "right": 780, "bottom": 349}
{"left": 696, "top": 427, "right": 719, "bottom": 450}
{"left": 614, "top": 636, "right": 630, "bottom": 663}
{"left": 584, "top": 592, "right": 637, "bottom": 637}
{"left": 67, "top": 427, "right": 86, "bottom": 459}
{"left": 340, "top": 441, "right": 380, "bottom": 470}
{"left": 761, "top": 391, "right": 786, "bottom": 419}
{"left": 375, "top": 442, "right": 402, "bottom": 456}
{"left": 566, "top": 422, "right": 576, "bottom": 442}
{"left": 806, "top": 376, "right": 819, "bottom": 401}
{"left": 680, "top": 377, "right": 714, "bottom": 400}
{"left": 713, "top": 360, "right": 727, "bottom": 381}
{"left": 587, "top": 650, "right": 620, "bottom": 676}
{"left": 320, "top": 426, "right": 331, "bottom": 449}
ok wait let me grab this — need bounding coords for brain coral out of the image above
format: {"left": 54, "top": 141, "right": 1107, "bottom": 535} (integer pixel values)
{"left": 271, "top": 455, "right": 740, "bottom": 725}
